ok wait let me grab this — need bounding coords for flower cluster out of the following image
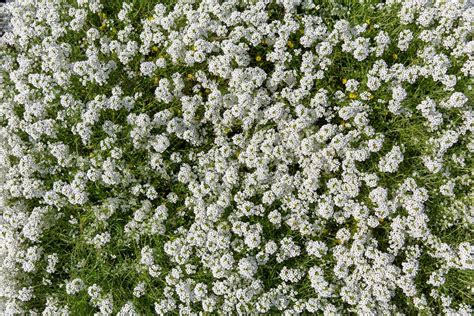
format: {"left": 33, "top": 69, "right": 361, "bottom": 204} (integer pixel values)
{"left": 0, "top": 0, "right": 472, "bottom": 314}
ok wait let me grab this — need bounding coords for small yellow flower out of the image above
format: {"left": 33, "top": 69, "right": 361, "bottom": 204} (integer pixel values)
{"left": 147, "top": 15, "right": 154, "bottom": 21}
{"left": 392, "top": 53, "right": 398, "bottom": 60}
{"left": 191, "top": 45, "right": 196, "bottom": 51}
{"left": 349, "top": 92, "right": 357, "bottom": 99}
{"left": 151, "top": 46, "right": 159, "bottom": 53}
{"left": 187, "top": 73, "right": 194, "bottom": 80}
{"left": 287, "top": 40, "right": 294, "bottom": 48}
{"left": 342, "top": 78, "right": 348, "bottom": 85}
{"left": 255, "top": 55, "right": 262, "bottom": 62}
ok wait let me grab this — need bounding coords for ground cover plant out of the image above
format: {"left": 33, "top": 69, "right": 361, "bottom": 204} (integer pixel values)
{"left": 0, "top": 0, "right": 473, "bottom": 314}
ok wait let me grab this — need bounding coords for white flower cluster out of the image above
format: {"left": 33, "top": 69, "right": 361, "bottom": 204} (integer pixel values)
{"left": 0, "top": 0, "right": 472, "bottom": 315}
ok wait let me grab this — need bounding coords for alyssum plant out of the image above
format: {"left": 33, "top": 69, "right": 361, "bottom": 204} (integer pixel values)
{"left": 0, "top": 0, "right": 472, "bottom": 314}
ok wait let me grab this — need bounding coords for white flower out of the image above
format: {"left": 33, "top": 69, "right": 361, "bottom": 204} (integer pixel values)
{"left": 238, "top": 257, "right": 258, "bottom": 279}
{"left": 352, "top": 37, "right": 370, "bottom": 61}
{"left": 133, "top": 282, "right": 146, "bottom": 298}
{"left": 427, "top": 270, "right": 445, "bottom": 287}
{"left": 87, "top": 232, "right": 111, "bottom": 248}
{"left": 66, "top": 278, "right": 85, "bottom": 295}
{"left": 46, "top": 253, "right": 59, "bottom": 274}
{"left": 397, "top": 29, "right": 413, "bottom": 51}
{"left": 279, "top": 266, "right": 304, "bottom": 283}
{"left": 306, "top": 241, "right": 328, "bottom": 258}
{"left": 117, "top": 302, "right": 138, "bottom": 316}
{"left": 17, "top": 287, "right": 34, "bottom": 302}
{"left": 345, "top": 79, "right": 359, "bottom": 92}
{"left": 140, "top": 61, "right": 156, "bottom": 76}
{"left": 379, "top": 145, "right": 404, "bottom": 173}
{"left": 151, "top": 134, "right": 170, "bottom": 153}
{"left": 155, "top": 78, "right": 173, "bottom": 103}
{"left": 439, "top": 181, "right": 455, "bottom": 197}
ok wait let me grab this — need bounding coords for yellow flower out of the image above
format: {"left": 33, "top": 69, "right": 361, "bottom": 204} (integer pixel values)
{"left": 147, "top": 15, "right": 154, "bottom": 21}
{"left": 342, "top": 78, "right": 348, "bottom": 85}
{"left": 191, "top": 45, "right": 196, "bottom": 51}
{"left": 349, "top": 92, "right": 357, "bottom": 99}
{"left": 287, "top": 40, "right": 294, "bottom": 48}
{"left": 255, "top": 55, "right": 262, "bottom": 62}
{"left": 151, "top": 46, "right": 159, "bottom": 53}
{"left": 187, "top": 73, "right": 194, "bottom": 80}
{"left": 392, "top": 53, "right": 398, "bottom": 60}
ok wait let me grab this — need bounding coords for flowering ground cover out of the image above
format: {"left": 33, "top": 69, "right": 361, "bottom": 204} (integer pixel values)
{"left": 0, "top": 0, "right": 473, "bottom": 314}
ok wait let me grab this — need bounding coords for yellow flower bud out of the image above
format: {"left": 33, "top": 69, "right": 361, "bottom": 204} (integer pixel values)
{"left": 255, "top": 55, "right": 262, "bottom": 62}
{"left": 287, "top": 40, "right": 294, "bottom": 48}
{"left": 349, "top": 92, "right": 357, "bottom": 99}
{"left": 342, "top": 78, "right": 348, "bottom": 85}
